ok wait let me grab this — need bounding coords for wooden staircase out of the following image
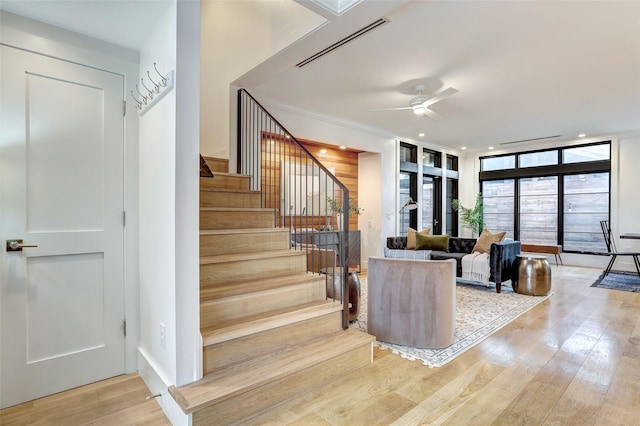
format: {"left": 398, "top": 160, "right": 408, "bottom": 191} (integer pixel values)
{"left": 169, "top": 157, "right": 374, "bottom": 425}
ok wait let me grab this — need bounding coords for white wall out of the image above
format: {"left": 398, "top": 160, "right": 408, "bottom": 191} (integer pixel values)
{"left": 199, "top": 0, "right": 325, "bottom": 159}
{"left": 138, "top": 3, "right": 178, "bottom": 388}
{"left": 174, "top": 0, "right": 201, "bottom": 388}
{"left": 0, "top": 9, "right": 141, "bottom": 377}
{"left": 610, "top": 136, "right": 640, "bottom": 271}
{"left": 137, "top": 1, "right": 200, "bottom": 423}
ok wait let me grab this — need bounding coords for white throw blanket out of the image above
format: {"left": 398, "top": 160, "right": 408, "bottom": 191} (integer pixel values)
{"left": 462, "top": 252, "right": 490, "bottom": 285}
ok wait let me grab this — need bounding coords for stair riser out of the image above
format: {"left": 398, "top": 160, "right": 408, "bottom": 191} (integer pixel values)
{"left": 201, "top": 175, "right": 250, "bottom": 191}
{"left": 203, "top": 157, "right": 228, "bottom": 173}
{"left": 200, "top": 191, "right": 262, "bottom": 208}
{"left": 201, "top": 255, "right": 307, "bottom": 286}
{"left": 200, "top": 280, "right": 327, "bottom": 328}
{"left": 200, "top": 231, "right": 289, "bottom": 256}
{"left": 192, "top": 343, "right": 372, "bottom": 425}
{"left": 202, "top": 311, "right": 342, "bottom": 375}
{"left": 200, "top": 210, "right": 274, "bottom": 230}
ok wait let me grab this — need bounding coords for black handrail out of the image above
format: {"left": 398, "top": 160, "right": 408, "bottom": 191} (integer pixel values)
{"left": 237, "top": 89, "right": 351, "bottom": 328}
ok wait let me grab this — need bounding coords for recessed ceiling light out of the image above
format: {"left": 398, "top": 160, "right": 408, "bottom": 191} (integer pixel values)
{"left": 578, "top": 133, "right": 586, "bottom": 138}
{"left": 461, "top": 146, "right": 467, "bottom": 150}
{"left": 320, "top": 149, "right": 327, "bottom": 154}
{"left": 488, "top": 146, "right": 494, "bottom": 150}
{"left": 418, "top": 133, "right": 425, "bottom": 137}
{"left": 339, "top": 146, "right": 346, "bottom": 150}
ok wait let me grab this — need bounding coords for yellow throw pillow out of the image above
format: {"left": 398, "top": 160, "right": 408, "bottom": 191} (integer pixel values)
{"left": 415, "top": 233, "right": 450, "bottom": 252}
{"left": 472, "top": 229, "right": 506, "bottom": 254}
{"left": 407, "top": 227, "right": 432, "bottom": 249}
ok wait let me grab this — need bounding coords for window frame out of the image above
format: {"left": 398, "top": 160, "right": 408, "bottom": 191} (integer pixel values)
{"left": 479, "top": 141, "right": 611, "bottom": 254}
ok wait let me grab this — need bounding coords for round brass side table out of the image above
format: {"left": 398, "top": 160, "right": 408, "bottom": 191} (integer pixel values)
{"left": 511, "top": 254, "right": 552, "bottom": 296}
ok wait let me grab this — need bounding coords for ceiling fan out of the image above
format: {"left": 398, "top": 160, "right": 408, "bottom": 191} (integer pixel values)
{"left": 374, "top": 84, "right": 458, "bottom": 118}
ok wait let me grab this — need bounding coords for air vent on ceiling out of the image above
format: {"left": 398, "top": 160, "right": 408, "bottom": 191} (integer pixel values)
{"left": 296, "top": 18, "right": 389, "bottom": 68}
{"left": 499, "top": 135, "right": 562, "bottom": 145}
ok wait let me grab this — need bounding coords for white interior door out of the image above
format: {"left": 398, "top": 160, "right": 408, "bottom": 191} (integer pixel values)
{"left": 0, "top": 46, "right": 125, "bottom": 408}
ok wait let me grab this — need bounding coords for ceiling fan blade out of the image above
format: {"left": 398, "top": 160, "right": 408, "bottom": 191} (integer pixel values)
{"left": 423, "top": 108, "right": 443, "bottom": 120}
{"left": 422, "top": 87, "right": 458, "bottom": 108}
{"left": 370, "top": 106, "right": 413, "bottom": 111}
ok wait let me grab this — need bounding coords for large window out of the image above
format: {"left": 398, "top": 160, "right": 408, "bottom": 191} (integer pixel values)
{"left": 563, "top": 173, "right": 609, "bottom": 251}
{"left": 479, "top": 142, "right": 610, "bottom": 253}
{"left": 399, "top": 143, "right": 418, "bottom": 235}
{"left": 422, "top": 149, "right": 442, "bottom": 233}
{"left": 445, "top": 155, "right": 459, "bottom": 236}
{"left": 399, "top": 172, "right": 417, "bottom": 235}
{"left": 519, "top": 176, "right": 558, "bottom": 244}
{"left": 398, "top": 144, "right": 457, "bottom": 236}
{"left": 482, "top": 179, "right": 515, "bottom": 239}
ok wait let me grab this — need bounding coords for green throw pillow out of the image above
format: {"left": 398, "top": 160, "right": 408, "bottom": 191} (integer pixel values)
{"left": 415, "top": 233, "right": 450, "bottom": 252}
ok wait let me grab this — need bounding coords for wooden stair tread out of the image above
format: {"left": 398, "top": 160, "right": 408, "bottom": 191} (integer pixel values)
{"left": 200, "top": 187, "right": 261, "bottom": 194}
{"left": 169, "top": 328, "right": 374, "bottom": 414}
{"left": 200, "top": 300, "right": 342, "bottom": 345}
{"left": 200, "top": 249, "right": 303, "bottom": 265}
{"left": 200, "top": 273, "right": 323, "bottom": 301}
{"left": 201, "top": 171, "right": 249, "bottom": 177}
{"left": 200, "top": 207, "right": 274, "bottom": 212}
{"left": 200, "top": 228, "right": 288, "bottom": 236}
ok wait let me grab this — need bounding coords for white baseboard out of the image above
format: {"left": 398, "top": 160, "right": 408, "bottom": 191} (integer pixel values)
{"left": 138, "top": 348, "right": 191, "bottom": 426}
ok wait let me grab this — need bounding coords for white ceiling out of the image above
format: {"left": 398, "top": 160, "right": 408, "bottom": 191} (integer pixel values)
{"left": 241, "top": 0, "right": 640, "bottom": 152}
{"left": 0, "top": 0, "right": 171, "bottom": 51}
{"left": 3, "top": 0, "right": 639, "bottom": 153}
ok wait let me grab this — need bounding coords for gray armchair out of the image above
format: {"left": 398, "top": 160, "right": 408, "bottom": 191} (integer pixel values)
{"left": 367, "top": 257, "right": 456, "bottom": 349}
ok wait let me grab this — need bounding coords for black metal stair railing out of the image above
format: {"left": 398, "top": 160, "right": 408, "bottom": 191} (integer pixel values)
{"left": 237, "top": 89, "right": 351, "bottom": 328}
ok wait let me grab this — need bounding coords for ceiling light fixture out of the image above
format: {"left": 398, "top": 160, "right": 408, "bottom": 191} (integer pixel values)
{"left": 488, "top": 146, "right": 494, "bottom": 150}
{"left": 461, "top": 146, "right": 467, "bottom": 150}
{"left": 413, "top": 105, "right": 426, "bottom": 115}
{"left": 578, "top": 133, "right": 586, "bottom": 138}
{"left": 339, "top": 146, "right": 347, "bottom": 150}
{"left": 418, "top": 133, "right": 425, "bottom": 137}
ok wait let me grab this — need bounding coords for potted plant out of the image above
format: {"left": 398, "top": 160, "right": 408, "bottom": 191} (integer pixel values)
{"left": 327, "top": 196, "right": 363, "bottom": 230}
{"left": 452, "top": 193, "right": 483, "bottom": 237}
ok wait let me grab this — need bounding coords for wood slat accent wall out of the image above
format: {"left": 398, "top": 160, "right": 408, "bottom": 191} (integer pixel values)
{"left": 259, "top": 135, "right": 360, "bottom": 230}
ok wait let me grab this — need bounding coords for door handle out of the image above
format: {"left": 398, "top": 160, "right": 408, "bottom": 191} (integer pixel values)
{"left": 6, "top": 240, "right": 38, "bottom": 252}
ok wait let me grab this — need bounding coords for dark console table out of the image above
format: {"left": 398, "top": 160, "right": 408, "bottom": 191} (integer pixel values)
{"left": 292, "top": 230, "right": 361, "bottom": 271}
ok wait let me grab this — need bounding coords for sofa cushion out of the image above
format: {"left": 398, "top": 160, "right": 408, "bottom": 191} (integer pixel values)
{"left": 406, "top": 227, "right": 431, "bottom": 249}
{"left": 415, "top": 233, "right": 450, "bottom": 251}
{"left": 472, "top": 229, "right": 506, "bottom": 254}
{"left": 384, "top": 247, "right": 431, "bottom": 260}
{"left": 430, "top": 251, "right": 467, "bottom": 277}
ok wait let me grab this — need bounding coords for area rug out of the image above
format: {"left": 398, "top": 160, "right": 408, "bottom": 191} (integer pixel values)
{"left": 591, "top": 270, "right": 640, "bottom": 292}
{"left": 351, "top": 278, "right": 551, "bottom": 368}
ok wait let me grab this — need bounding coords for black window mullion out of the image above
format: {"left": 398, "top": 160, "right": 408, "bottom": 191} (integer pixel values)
{"left": 558, "top": 175, "right": 564, "bottom": 247}
{"left": 514, "top": 178, "right": 520, "bottom": 241}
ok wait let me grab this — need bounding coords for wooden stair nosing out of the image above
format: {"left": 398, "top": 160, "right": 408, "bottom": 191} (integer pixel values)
{"left": 200, "top": 249, "right": 304, "bottom": 265}
{"left": 201, "top": 171, "right": 250, "bottom": 179}
{"left": 169, "top": 328, "right": 375, "bottom": 414}
{"left": 201, "top": 300, "right": 341, "bottom": 346}
{"left": 200, "top": 207, "right": 274, "bottom": 213}
{"left": 199, "top": 227, "right": 289, "bottom": 236}
{"left": 200, "top": 273, "right": 324, "bottom": 301}
{"left": 199, "top": 187, "right": 261, "bottom": 195}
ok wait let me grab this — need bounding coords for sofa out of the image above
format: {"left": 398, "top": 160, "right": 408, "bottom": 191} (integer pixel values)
{"left": 386, "top": 236, "right": 521, "bottom": 293}
{"left": 368, "top": 257, "right": 456, "bottom": 349}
